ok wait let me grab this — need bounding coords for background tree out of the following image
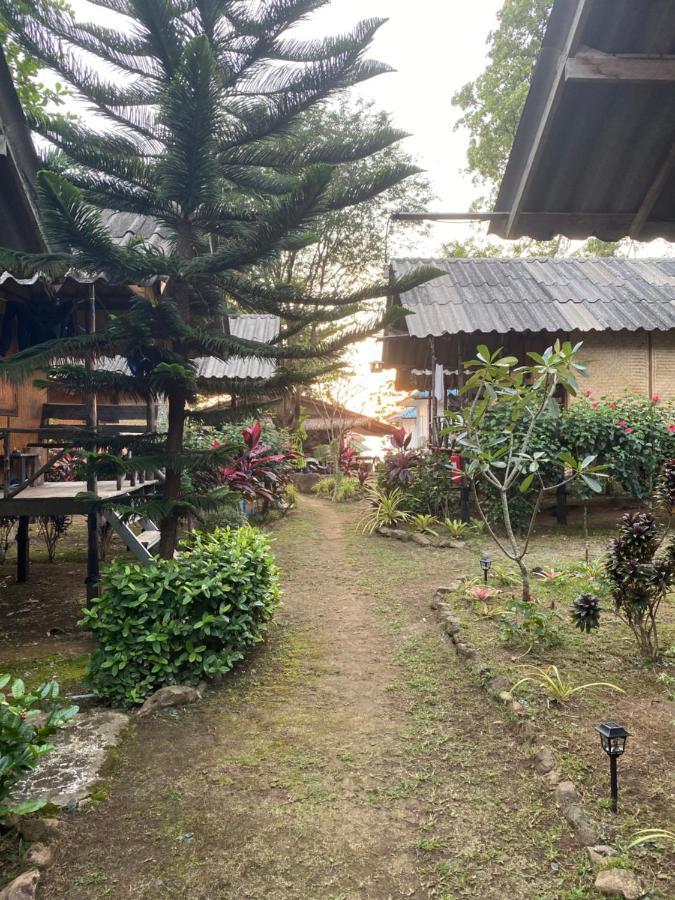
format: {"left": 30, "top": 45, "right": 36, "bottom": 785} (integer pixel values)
{"left": 266, "top": 97, "right": 432, "bottom": 427}
{"left": 0, "top": 0, "right": 439, "bottom": 558}
{"left": 0, "top": 1, "right": 70, "bottom": 116}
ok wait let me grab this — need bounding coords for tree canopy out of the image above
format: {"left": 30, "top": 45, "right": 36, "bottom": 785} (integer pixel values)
{"left": 452, "top": 0, "right": 552, "bottom": 197}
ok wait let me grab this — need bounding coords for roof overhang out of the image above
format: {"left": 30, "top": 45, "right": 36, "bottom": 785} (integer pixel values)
{"left": 0, "top": 49, "right": 46, "bottom": 253}
{"left": 491, "top": 0, "right": 675, "bottom": 242}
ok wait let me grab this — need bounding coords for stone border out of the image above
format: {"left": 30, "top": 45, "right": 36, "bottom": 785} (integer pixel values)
{"left": 377, "top": 527, "right": 464, "bottom": 550}
{"left": 429, "top": 584, "right": 642, "bottom": 897}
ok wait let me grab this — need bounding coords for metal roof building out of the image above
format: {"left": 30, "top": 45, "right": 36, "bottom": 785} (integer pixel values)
{"left": 383, "top": 257, "right": 675, "bottom": 398}
{"left": 491, "top": 0, "right": 675, "bottom": 242}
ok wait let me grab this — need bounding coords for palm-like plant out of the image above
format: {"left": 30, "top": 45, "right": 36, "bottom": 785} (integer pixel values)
{"left": 0, "top": 0, "right": 439, "bottom": 557}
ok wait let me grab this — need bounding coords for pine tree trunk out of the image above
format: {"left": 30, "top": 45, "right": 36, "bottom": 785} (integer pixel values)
{"left": 159, "top": 390, "right": 186, "bottom": 559}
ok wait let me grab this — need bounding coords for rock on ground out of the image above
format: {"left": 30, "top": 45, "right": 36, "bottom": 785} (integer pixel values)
{"left": 0, "top": 870, "right": 40, "bottom": 900}
{"left": 10, "top": 711, "right": 129, "bottom": 810}
{"left": 25, "top": 843, "right": 54, "bottom": 869}
{"left": 17, "top": 818, "right": 61, "bottom": 844}
{"left": 594, "top": 868, "right": 643, "bottom": 899}
{"left": 533, "top": 747, "right": 556, "bottom": 775}
{"left": 586, "top": 845, "right": 618, "bottom": 869}
{"left": 136, "top": 684, "right": 202, "bottom": 718}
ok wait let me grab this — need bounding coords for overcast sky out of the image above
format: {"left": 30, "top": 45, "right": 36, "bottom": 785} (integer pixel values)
{"left": 295, "top": 1, "right": 502, "bottom": 217}
{"left": 72, "top": 0, "right": 503, "bottom": 247}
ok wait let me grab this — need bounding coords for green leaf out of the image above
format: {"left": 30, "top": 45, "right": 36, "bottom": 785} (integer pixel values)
{"left": 581, "top": 474, "right": 603, "bottom": 494}
{"left": 519, "top": 473, "right": 535, "bottom": 493}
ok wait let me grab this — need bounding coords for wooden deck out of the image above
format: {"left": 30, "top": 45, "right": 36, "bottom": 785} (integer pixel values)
{"left": 0, "top": 479, "right": 157, "bottom": 516}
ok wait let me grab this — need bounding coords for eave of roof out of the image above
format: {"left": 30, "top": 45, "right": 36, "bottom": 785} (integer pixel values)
{"left": 491, "top": 0, "right": 675, "bottom": 242}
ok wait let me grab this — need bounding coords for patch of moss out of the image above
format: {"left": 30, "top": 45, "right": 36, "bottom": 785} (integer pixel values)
{"left": 2, "top": 653, "right": 89, "bottom": 691}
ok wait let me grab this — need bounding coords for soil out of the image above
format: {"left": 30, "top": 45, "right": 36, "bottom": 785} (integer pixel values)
{"left": 2, "top": 497, "right": 673, "bottom": 898}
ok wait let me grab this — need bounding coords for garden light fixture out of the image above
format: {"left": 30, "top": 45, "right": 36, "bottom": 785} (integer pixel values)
{"left": 480, "top": 555, "right": 492, "bottom": 584}
{"left": 595, "top": 722, "right": 630, "bottom": 813}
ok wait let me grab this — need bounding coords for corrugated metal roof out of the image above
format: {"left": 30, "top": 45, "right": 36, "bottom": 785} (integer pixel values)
{"left": 492, "top": 0, "right": 675, "bottom": 242}
{"left": 390, "top": 257, "right": 675, "bottom": 336}
{"left": 194, "top": 315, "right": 279, "bottom": 380}
{"left": 100, "top": 211, "right": 173, "bottom": 254}
{"left": 100, "top": 315, "right": 280, "bottom": 381}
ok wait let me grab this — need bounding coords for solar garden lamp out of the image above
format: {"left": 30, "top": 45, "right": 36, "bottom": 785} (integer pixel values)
{"left": 479, "top": 554, "right": 492, "bottom": 584}
{"left": 595, "top": 722, "right": 630, "bottom": 813}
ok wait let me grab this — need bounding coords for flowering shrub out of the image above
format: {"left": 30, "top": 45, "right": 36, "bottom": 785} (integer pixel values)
{"left": 560, "top": 395, "right": 675, "bottom": 499}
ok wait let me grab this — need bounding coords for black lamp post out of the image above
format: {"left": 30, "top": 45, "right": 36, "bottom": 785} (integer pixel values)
{"left": 595, "top": 722, "right": 630, "bottom": 813}
{"left": 480, "top": 554, "right": 492, "bottom": 584}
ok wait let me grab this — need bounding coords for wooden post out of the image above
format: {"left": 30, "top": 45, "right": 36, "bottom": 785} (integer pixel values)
{"left": 556, "top": 484, "right": 568, "bottom": 525}
{"left": 429, "top": 336, "right": 436, "bottom": 444}
{"left": 144, "top": 398, "right": 157, "bottom": 481}
{"left": 16, "top": 516, "right": 29, "bottom": 583}
{"left": 3, "top": 430, "right": 10, "bottom": 497}
{"left": 460, "top": 482, "right": 471, "bottom": 524}
{"left": 85, "top": 282, "right": 100, "bottom": 603}
{"left": 85, "top": 512, "right": 100, "bottom": 603}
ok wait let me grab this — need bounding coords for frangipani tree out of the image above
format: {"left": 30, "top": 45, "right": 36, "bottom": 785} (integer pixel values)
{"left": 0, "top": 0, "right": 439, "bottom": 557}
{"left": 447, "top": 342, "right": 605, "bottom": 601}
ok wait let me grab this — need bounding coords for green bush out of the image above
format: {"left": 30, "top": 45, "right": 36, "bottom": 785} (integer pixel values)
{"left": 199, "top": 504, "right": 247, "bottom": 532}
{"left": 311, "top": 476, "right": 336, "bottom": 496}
{"left": 398, "top": 453, "right": 461, "bottom": 518}
{"left": 335, "top": 478, "right": 359, "bottom": 502}
{"left": 82, "top": 526, "right": 281, "bottom": 705}
{"left": 1, "top": 676, "right": 78, "bottom": 816}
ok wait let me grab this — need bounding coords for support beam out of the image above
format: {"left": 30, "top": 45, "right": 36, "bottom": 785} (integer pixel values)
{"left": 566, "top": 51, "right": 675, "bottom": 83}
{"left": 505, "top": 0, "right": 593, "bottom": 238}
{"left": 630, "top": 142, "right": 675, "bottom": 238}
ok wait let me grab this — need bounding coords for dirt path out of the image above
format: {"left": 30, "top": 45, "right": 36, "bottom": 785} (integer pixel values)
{"left": 41, "top": 497, "right": 581, "bottom": 899}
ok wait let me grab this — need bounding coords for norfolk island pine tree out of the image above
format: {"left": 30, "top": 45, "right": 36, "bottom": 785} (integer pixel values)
{"left": 0, "top": 0, "right": 441, "bottom": 557}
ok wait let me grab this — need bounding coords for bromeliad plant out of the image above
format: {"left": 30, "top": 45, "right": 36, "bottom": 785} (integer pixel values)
{"left": 359, "top": 485, "right": 410, "bottom": 534}
{"left": 1, "top": 676, "right": 78, "bottom": 816}
{"left": 510, "top": 664, "right": 624, "bottom": 704}
{"left": 445, "top": 342, "right": 606, "bottom": 601}
{"left": 411, "top": 514, "right": 439, "bottom": 535}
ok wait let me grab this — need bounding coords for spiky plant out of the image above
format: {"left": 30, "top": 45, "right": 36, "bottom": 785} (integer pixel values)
{"left": 570, "top": 593, "right": 601, "bottom": 633}
{"left": 605, "top": 510, "right": 675, "bottom": 660}
{"left": 0, "top": 0, "right": 439, "bottom": 557}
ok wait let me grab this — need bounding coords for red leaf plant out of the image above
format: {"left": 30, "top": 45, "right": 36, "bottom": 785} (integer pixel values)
{"left": 220, "top": 423, "right": 289, "bottom": 505}
{"left": 383, "top": 427, "right": 419, "bottom": 487}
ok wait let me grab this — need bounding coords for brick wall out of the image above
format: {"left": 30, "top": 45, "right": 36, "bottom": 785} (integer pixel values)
{"left": 569, "top": 330, "right": 675, "bottom": 400}
{"left": 650, "top": 331, "right": 675, "bottom": 400}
